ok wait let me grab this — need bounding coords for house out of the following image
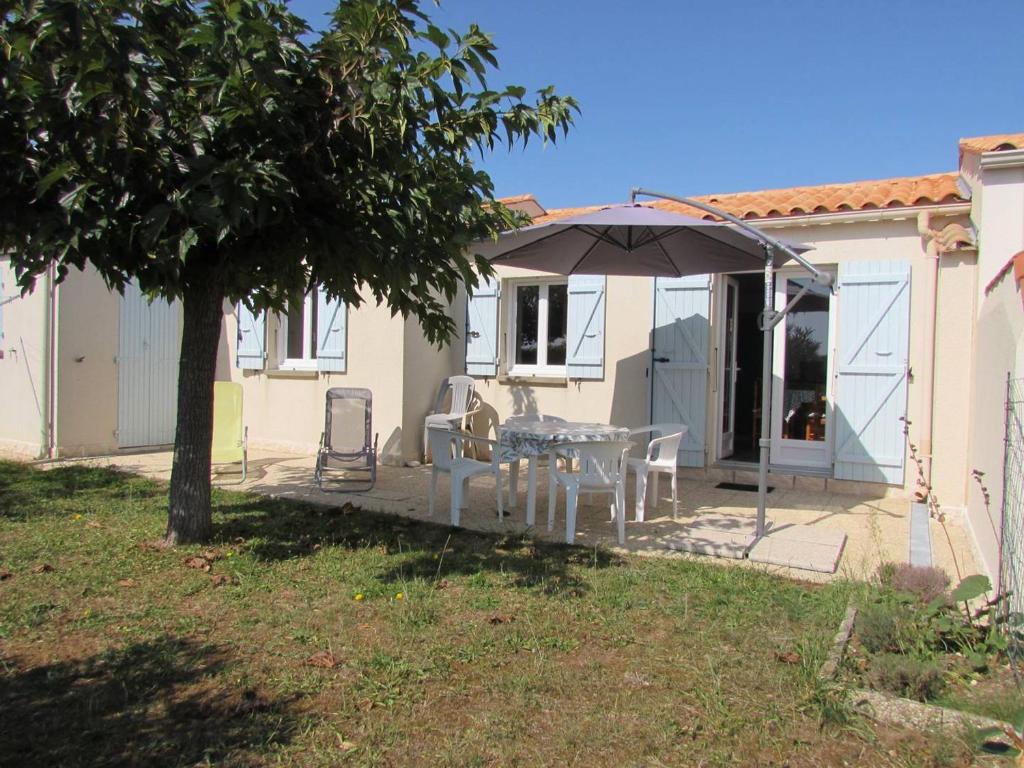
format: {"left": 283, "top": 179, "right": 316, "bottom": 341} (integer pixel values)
{"left": 2, "top": 131, "right": 1023, "bottom": 588}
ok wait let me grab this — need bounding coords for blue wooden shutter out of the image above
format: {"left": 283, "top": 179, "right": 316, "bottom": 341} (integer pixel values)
{"left": 652, "top": 275, "right": 711, "bottom": 467}
{"left": 316, "top": 288, "right": 347, "bottom": 372}
{"left": 567, "top": 275, "right": 606, "bottom": 380}
{"left": 236, "top": 302, "right": 266, "bottom": 370}
{"left": 833, "top": 260, "right": 911, "bottom": 484}
{"left": 465, "top": 276, "right": 499, "bottom": 377}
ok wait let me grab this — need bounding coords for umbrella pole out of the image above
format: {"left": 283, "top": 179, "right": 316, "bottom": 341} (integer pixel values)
{"left": 756, "top": 246, "right": 775, "bottom": 539}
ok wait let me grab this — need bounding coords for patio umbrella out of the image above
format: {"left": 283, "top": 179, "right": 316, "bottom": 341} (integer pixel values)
{"left": 473, "top": 188, "right": 830, "bottom": 545}
{"left": 474, "top": 204, "right": 806, "bottom": 276}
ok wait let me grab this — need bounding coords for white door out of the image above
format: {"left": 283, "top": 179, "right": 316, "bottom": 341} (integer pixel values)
{"left": 717, "top": 276, "right": 739, "bottom": 459}
{"left": 651, "top": 275, "right": 711, "bottom": 467}
{"left": 118, "top": 283, "right": 182, "bottom": 448}
{"left": 770, "top": 272, "right": 835, "bottom": 468}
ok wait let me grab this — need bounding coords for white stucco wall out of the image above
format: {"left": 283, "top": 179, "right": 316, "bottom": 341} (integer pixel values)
{"left": 220, "top": 292, "right": 412, "bottom": 465}
{"left": 0, "top": 258, "right": 48, "bottom": 458}
{"left": 966, "top": 270, "right": 1024, "bottom": 583}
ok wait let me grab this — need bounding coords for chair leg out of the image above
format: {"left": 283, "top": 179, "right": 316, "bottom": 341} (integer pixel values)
{"left": 671, "top": 470, "right": 679, "bottom": 520}
{"left": 635, "top": 469, "right": 648, "bottom": 522}
{"left": 651, "top": 472, "right": 660, "bottom": 506}
{"left": 615, "top": 482, "right": 626, "bottom": 545}
{"left": 429, "top": 469, "right": 438, "bottom": 517}
{"left": 451, "top": 474, "right": 462, "bottom": 527}
{"left": 496, "top": 468, "right": 504, "bottom": 520}
{"left": 565, "top": 484, "right": 578, "bottom": 545}
{"left": 423, "top": 423, "right": 430, "bottom": 464}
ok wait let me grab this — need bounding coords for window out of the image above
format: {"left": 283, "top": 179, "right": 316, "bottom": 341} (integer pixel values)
{"left": 507, "top": 279, "right": 568, "bottom": 375}
{"left": 278, "top": 293, "right": 318, "bottom": 369}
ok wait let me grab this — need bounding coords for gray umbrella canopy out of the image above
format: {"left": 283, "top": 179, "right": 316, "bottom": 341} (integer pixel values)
{"left": 473, "top": 204, "right": 807, "bottom": 276}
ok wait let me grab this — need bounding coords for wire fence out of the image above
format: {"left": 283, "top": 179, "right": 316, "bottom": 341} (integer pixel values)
{"left": 1001, "top": 375, "right": 1024, "bottom": 667}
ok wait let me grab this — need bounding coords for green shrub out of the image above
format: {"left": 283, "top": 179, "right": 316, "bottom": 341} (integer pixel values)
{"left": 882, "top": 563, "right": 950, "bottom": 605}
{"left": 857, "top": 602, "right": 904, "bottom": 654}
{"left": 869, "top": 653, "right": 946, "bottom": 701}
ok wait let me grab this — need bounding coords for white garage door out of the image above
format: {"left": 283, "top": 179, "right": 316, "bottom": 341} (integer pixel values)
{"left": 118, "top": 283, "right": 181, "bottom": 448}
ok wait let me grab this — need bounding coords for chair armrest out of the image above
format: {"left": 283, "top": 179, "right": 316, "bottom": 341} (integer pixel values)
{"left": 628, "top": 426, "right": 657, "bottom": 438}
{"left": 452, "top": 430, "right": 497, "bottom": 449}
{"left": 646, "top": 430, "right": 686, "bottom": 461}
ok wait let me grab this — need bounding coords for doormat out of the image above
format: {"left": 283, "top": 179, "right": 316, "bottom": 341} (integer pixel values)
{"left": 715, "top": 482, "right": 775, "bottom": 493}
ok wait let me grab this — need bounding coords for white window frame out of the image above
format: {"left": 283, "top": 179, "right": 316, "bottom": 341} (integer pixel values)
{"left": 277, "top": 292, "right": 318, "bottom": 371}
{"left": 506, "top": 277, "right": 568, "bottom": 377}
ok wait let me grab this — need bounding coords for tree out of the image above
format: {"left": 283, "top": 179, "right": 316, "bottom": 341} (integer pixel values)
{"left": 1, "top": 0, "right": 577, "bottom": 543}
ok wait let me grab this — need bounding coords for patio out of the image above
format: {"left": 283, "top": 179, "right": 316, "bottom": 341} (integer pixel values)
{"left": 66, "top": 448, "right": 979, "bottom": 583}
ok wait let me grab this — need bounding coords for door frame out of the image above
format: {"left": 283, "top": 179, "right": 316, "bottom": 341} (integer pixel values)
{"left": 714, "top": 275, "right": 740, "bottom": 460}
{"left": 769, "top": 267, "right": 837, "bottom": 469}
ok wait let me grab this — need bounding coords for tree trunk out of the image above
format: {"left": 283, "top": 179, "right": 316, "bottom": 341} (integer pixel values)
{"left": 166, "top": 280, "right": 224, "bottom": 545}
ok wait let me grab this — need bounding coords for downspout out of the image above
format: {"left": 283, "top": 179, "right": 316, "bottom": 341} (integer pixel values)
{"left": 917, "top": 211, "right": 941, "bottom": 486}
{"left": 37, "top": 264, "right": 55, "bottom": 459}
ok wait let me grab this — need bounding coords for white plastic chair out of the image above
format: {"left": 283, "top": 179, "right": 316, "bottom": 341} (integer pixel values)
{"left": 626, "top": 424, "right": 687, "bottom": 521}
{"left": 427, "top": 426, "right": 504, "bottom": 527}
{"left": 424, "top": 375, "right": 478, "bottom": 462}
{"left": 549, "top": 440, "right": 632, "bottom": 546}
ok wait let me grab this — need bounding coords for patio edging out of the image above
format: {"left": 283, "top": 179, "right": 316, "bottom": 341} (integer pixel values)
{"left": 818, "top": 601, "right": 1009, "bottom": 734}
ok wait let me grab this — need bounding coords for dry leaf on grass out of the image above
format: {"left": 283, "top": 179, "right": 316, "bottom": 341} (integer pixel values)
{"left": 338, "top": 740, "right": 357, "bottom": 753}
{"left": 775, "top": 651, "right": 801, "bottom": 665}
{"left": 210, "top": 574, "right": 232, "bottom": 587}
{"left": 489, "top": 614, "right": 514, "bottom": 625}
{"left": 137, "top": 541, "right": 167, "bottom": 552}
{"left": 31, "top": 563, "right": 54, "bottom": 574}
{"left": 84, "top": 521, "right": 102, "bottom": 529}
{"left": 306, "top": 650, "right": 339, "bottom": 669}
{"left": 184, "top": 556, "right": 212, "bottom": 572}
{"left": 117, "top": 578, "right": 137, "bottom": 588}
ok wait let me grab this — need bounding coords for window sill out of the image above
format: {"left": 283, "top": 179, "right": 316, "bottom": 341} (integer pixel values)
{"left": 498, "top": 372, "right": 568, "bottom": 387}
{"left": 267, "top": 367, "right": 319, "bottom": 379}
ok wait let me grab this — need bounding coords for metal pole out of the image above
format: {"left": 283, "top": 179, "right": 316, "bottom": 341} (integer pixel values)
{"left": 756, "top": 246, "right": 775, "bottom": 538}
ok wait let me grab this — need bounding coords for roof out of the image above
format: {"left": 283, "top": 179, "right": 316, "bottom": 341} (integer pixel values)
{"left": 530, "top": 172, "right": 965, "bottom": 224}
{"left": 959, "top": 133, "right": 1024, "bottom": 155}
{"left": 985, "top": 250, "right": 1024, "bottom": 295}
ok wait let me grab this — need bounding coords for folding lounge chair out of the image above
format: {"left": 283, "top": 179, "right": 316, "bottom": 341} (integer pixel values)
{"left": 211, "top": 381, "right": 248, "bottom": 484}
{"left": 315, "top": 387, "right": 378, "bottom": 492}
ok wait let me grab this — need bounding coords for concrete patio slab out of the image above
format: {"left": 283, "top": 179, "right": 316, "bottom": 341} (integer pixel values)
{"left": 747, "top": 523, "right": 848, "bottom": 574}
{"left": 42, "top": 448, "right": 982, "bottom": 584}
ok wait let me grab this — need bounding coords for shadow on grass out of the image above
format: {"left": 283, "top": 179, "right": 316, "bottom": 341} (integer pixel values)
{"left": 211, "top": 492, "right": 624, "bottom": 597}
{"left": 0, "top": 462, "right": 163, "bottom": 521}
{"left": 0, "top": 635, "right": 297, "bottom": 767}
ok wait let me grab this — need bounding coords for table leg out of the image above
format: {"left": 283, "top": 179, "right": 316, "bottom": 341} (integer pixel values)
{"left": 508, "top": 459, "right": 520, "bottom": 508}
{"left": 526, "top": 455, "right": 538, "bottom": 527}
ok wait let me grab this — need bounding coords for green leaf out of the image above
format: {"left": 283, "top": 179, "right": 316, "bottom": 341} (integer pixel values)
{"left": 951, "top": 575, "right": 992, "bottom": 603}
{"left": 35, "top": 162, "right": 76, "bottom": 197}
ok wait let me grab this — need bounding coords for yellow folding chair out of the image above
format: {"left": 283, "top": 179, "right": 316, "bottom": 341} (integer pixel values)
{"left": 212, "top": 381, "right": 247, "bottom": 483}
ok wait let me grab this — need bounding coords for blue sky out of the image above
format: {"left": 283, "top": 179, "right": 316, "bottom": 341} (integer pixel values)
{"left": 289, "top": 0, "right": 1024, "bottom": 209}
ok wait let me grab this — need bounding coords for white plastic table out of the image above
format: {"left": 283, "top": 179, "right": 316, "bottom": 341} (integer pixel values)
{"left": 499, "top": 420, "right": 631, "bottom": 526}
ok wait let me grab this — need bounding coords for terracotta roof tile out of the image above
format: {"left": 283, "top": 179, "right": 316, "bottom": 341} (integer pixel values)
{"left": 529, "top": 172, "right": 965, "bottom": 225}
{"left": 497, "top": 194, "right": 541, "bottom": 206}
{"left": 959, "top": 133, "right": 1024, "bottom": 155}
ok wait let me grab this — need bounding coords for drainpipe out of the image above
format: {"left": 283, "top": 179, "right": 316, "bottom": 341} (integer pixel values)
{"left": 916, "top": 211, "right": 940, "bottom": 485}
{"left": 37, "top": 263, "right": 57, "bottom": 460}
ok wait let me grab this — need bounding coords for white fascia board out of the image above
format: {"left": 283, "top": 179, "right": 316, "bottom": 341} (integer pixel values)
{"left": 747, "top": 202, "right": 972, "bottom": 230}
{"left": 979, "top": 149, "right": 1024, "bottom": 170}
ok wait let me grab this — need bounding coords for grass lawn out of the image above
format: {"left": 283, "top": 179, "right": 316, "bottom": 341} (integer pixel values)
{"left": 0, "top": 461, "right": 978, "bottom": 767}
